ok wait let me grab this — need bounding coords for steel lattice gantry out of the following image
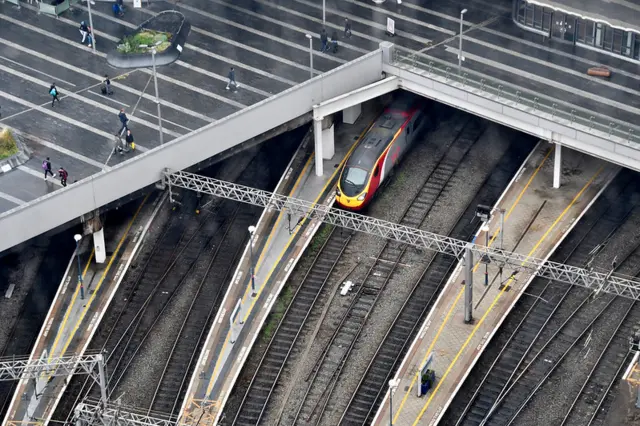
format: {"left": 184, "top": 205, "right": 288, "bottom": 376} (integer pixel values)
{"left": 162, "top": 169, "right": 640, "bottom": 300}
{"left": 74, "top": 400, "right": 176, "bottom": 426}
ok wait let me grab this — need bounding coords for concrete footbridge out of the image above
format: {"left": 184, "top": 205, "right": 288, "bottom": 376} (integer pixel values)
{"left": 2, "top": 42, "right": 640, "bottom": 254}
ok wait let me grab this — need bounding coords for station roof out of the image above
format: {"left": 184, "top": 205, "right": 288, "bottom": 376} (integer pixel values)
{"left": 527, "top": 0, "right": 640, "bottom": 33}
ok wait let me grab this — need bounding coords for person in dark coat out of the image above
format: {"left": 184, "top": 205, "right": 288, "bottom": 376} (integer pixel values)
{"left": 49, "top": 83, "right": 60, "bottom": 107}
{"left": 331, "top": 30, "right": 339, "bottom": 53}
{"left": 320, "top": 28, "right": 328, "bottom": 52}
{"left": 125, "top": 129, "right": 135, "bottom": 150}
{"left": 57, "top": 167, "right": 68, "bottom": 187}
{"left": 43, "top": 157, "right": 54, "bottom": 179}
{"left": 226, "top": 67, "right": 239, "bottom": 91}
{"left": 118, "top": 108, "right": 129, "bottom": 135}
{"left": 344, "top": 18, "right": 352, "bottom": 38}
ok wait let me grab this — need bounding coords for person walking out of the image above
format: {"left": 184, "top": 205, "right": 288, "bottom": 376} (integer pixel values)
{"left": 79, "top": 21, "right": 89, "bottom": 44}
{"left": 57, "top": 167, "right": 68, "bottom": 187}
{"left": 118, "top": 108, "right": 129, "bottom": 135}
{"left": 86, "top": 26, "right": 93, "bottom": 48}
{"left": 331, "top": 30, "right": 339, "bottom": 53}
{"left": 42, "top": 157, "right": 54, "bottom": 180}
{"left": 226, "top": 67, "right": 239, "bottom": 91}
{"left": 102, "top": 75, "right": 113, "bottom": 95}
{"left": 344, "top": 18, "right": 352, "bottom": 38}
{"left": 49, "top": 83, "right": 60, "bottom": 107}
{"left": 125, "top": 129, "right": 135, "bottom": 151}
{"left": 320, "top": 28, "right": 328, "bottom": 52}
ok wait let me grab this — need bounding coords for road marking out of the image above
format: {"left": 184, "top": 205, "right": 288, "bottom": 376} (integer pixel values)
{"left": 138, "top": 110, "right": 195, "bottom": 132}
{"left": 86, "top": 90, "right": 130, "bottom": 108}
{"left": 210, "top": 0, "right": 369, "bottom": 55}
{"left": 0, "top": 89, "right": 149, "bottom": 151}
{"left": 0, "top": 63, "right": 183, "bottom": 138}
{"left": 56, "top": 197, "right": 148, "bottom": 359}
{"left": 8, "top": 128, "right": 108, "bottom": 170}
{"left": 400, "top": 0, "right": 510, "bottom": 25}
{"left": 47, "top": 250, "right": 94, "bottom": 363}
{"left": 0, "top": 191, "right": 25, "bottom": 205}
{"left": 175, "top": 2, "right": 346, "bottom": 65}
{"left": 17, "top": 166, "right": 62, "bottom": 187}
{"left": 0, "top": 55, "right": 76, "bottom": 87}
{"left": 410, "top": 166, "right": 603, "bottom": 426}
{"left": 294, "top": 0, "right": 435, "bottom": 45}
{"left": 0, "top": 36, "right": 214, "bottom": 124}
{"left": 393, "top": 147, "right": 553, "bottom": 422}
{"left": 443, "top": 46, "right": 640, "bottom": 119}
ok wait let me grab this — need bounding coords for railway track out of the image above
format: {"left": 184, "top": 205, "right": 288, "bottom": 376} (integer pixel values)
{"left": 231, "top": 227, "right": 352, "bottom": 426}
{"left": 444, "top": 170, "right": 640, "bottom": 426}
{"left": 288, "top": 119, "right": 486, "bottom": 426}
{"left": 339, "top": 127, "right": 536, "bottom": 425}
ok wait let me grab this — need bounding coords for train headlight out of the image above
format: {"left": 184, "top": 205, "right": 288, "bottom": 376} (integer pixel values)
{"left": 357, "top": 193, "right": 367, "bottom": 201}
{"left": 336, "top": 188, "right": 341, "bottom": 196}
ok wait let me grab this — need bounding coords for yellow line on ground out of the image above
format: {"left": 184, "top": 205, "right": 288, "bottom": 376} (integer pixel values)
{"left": 411, "top": 167, "right": 602, "bottom": 426}
{"left": 204, "top": 126, "right": 369, "bottom": 399}
{"left": 393, "top": 146, "right": 553, "bottom": 422}
{"left": 56, "top": 196, "right": 149, "bottom": 358}
{"left": 47, "top": 250, "right": 95, "bottom": 363}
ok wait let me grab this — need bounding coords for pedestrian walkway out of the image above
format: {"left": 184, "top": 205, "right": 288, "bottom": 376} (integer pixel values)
{"left": 372, "top": 144, "right": 619, "bottom": 426}
{"left": 177, "top": 104, "right": 381, "bottom": 426}
{"left": 1, "top": 192, "right": 165, "bottom": 426}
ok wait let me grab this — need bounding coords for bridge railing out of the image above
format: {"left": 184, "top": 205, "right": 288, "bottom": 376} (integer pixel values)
{"left": 390, "top": 45, "right": 640, "bottom": 149}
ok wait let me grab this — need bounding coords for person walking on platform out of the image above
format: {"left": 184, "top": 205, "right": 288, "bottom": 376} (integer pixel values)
{"left": 320, "top": 28, "right": 329, "bottom": 52}
{"left": 125, "top": 129, "right": 135, "bottom": 151}
{"left": 331, "top": 30, "right": 339, "bottom": 53}
{"left": 226, "top": 67, "right": 239, "bottom": 91}
{"left": 344, "top": 18, "right": 352, "bottom": 38}
{"left": 42, "top": 157, "right": 54, "bottom": 180}
{"left": 57, "top": 167, "right": 68, "bottom": 187}
{"left": 118, "top": 108, "right": 129, "bottom": 135}
{"left": 49, "top": 83, "right": 60, "bottom": 107}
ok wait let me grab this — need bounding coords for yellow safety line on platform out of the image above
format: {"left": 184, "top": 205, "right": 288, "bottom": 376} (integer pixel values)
{"left": 393, "top": 146, "right": 553, "bottom": 422}
{"left": 47, "top": 250, "right": 95, "bottom": 363}
{"left": 56, "top": 195, "right": 149, "bottom": 359}
{"left": 204, "top": 124, "right": 371, "bottom": 400}
{"left": 411, "top": 166, "right": 603, "bottom": 426}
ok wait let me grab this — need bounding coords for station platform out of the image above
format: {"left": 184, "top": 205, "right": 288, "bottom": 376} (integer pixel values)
{"left": 1, "top": 193, "right": 165, "bottom": 426}
{"left": 177, "top": 104, "right": 381, "bottom": 426}
{"left": 371, "top": 143, "right": 619, "bottom": 426}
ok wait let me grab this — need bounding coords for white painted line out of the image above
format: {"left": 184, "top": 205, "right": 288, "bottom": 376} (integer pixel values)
{"left": 0, "top": 55, "right": 76, "bottom": 87}
{"left": 0, "top": 14, "right": 228, "bottom": 120}
{"left": 0, "top": 191, "right": 26, "bottom": 206}
{"left": 0, "top": 63, "right": 183, "bottom": 138}
{"left": 211, "top": 0, "right": 369, "bottom": 55}
{"left": 8, "top": 128, "right": 109, "bottom": 170}
{"left": 176, "top": 60, "right": 271, "bottom": 98}
{"left": 0, "top": 89, "right": 149, "bottom": 152}
{"left": 167, "top": 3, "right": 346, "bottom": 65}
{"left": 86, "top": 90, "right": 130, "bottom": 108}
{"left": 4, "top": 283, "right": 15, "bottom": 299}
{"left": 443, "top": 46, "right": 640, "bottom": 118}
{"left": 17, "top": 165, "right": 63, "bottom": 187}
{"left": 294, "top": 0, "right": 436, "bottom": 44}
{"left": 138, "top": 109, "right": 195, "bottom": 132}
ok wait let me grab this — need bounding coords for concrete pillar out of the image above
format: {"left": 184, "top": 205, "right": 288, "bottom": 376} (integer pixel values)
{"left": 314, "top": 118, "right": 323, "bottom": 176}
{"left": 343, "top": 103, "right": 361, "bottom": 124}
{"left": 464, "top": 245, "right": 473, "bottom": 324}
{"left": 553, "top": 143, "right": 562, "bottom": 189}
{"left": 83, "top": 212, "right": 106, "bottom": 264}
{"left": 380, "top": 41, "right": 394, "bottom": 64}
{"left": 322, "top": 115, "right": 335, "bottom": 160}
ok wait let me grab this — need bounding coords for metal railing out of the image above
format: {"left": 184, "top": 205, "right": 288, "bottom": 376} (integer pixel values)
{"left": 391, "top": 46, "right": 640, "bottom": 148}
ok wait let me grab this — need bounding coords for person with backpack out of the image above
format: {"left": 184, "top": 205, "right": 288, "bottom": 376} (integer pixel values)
{"left": 42, "top": 157, "right": 54, "bottom": 180}
{"left": 125, "top": 129, "right": 135, "bottom": 151}
{"left": 49, "top": 84, "right": 60, "bottom": 107}
{"left": 57, "top": 167, "right": 68, "bottom": 187}
{"left": 118, "top": 108, "right": 129, "bottom": 135}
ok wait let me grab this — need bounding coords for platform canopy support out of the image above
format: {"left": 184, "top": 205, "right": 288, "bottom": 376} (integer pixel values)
{"left": 554, "top": 143, "right": 562, "bottom": 189}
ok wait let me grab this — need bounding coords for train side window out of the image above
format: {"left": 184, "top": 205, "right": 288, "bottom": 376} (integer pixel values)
{"left": 373, "top": 166, "right": 379, "bottom": 177}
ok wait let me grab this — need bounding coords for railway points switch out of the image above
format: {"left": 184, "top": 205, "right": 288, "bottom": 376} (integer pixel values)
{"left": 341, "top": 280, "right": 354, "bottom": 296}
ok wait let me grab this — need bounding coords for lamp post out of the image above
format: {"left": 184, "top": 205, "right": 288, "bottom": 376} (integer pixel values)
{"left": 86, "top": 0, "right": 97, "bottom": 54}
{"left": 74, "top": 234, "right": 85, "bottom": 300}
{"left": 481, "top": 223, "right": 490, "bottom": 286}
{"left": 388, "top": 378, "right": 400, "bottom": 425}
{"left": 248, "top": 225, "right": 257, "bottom": 297}
{"left": 305, "top": 34, "right": 313, "bottom": 80}
{"left": 151, "top": 47, "right": 164, "bottom": 145}
{"left": 322, "top": 0, "right": 326, "bottom": 25}
{"left": 458, "top": 8, "right": 467, "bottom": 73}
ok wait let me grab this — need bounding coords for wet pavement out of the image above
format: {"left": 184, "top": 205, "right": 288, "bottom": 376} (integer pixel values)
{"left": 0, "top": 0, "right": 637, "bottom": 216}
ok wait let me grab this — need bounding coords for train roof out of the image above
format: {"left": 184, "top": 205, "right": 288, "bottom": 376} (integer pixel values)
{"left": 345, "top": 113, "right": 405, "bottom": 171}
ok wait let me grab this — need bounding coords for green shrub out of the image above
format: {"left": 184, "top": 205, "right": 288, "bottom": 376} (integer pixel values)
{"left": 0, "top": 129, "right": 19, "bottom": 160}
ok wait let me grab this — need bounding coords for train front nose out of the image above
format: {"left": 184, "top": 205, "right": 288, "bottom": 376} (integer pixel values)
{"left": 336, "top": 188, "right": 366, "bottom": 210}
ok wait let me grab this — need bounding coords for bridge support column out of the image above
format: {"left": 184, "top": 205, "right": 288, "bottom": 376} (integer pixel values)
{"left": 83, "top": 211, "right": 105, "bottom": 264}
{"left": 343, "top": 103, "right": 361, "bottom": 124}
{"left": 314, "top": 116, "right": 335, "bottom": 176}
{"left": 553, "top": 143, "right": 562, "bottom": 189}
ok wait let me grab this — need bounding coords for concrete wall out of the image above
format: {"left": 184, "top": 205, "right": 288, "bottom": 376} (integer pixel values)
{"left": 0, "top": 49, "right": 384, "bottom": 254}
{"left": 385, "top": 63, "right": 640, "bottom": 172}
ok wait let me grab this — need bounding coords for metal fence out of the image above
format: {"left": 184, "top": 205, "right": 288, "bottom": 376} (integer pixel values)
{"left": 391, "top": 45, "right": 640, "bottom": 148}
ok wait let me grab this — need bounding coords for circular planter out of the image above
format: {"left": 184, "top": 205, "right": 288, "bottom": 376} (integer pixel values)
{"left": 107, "top": 10, "right": 191, "bottom": 68}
